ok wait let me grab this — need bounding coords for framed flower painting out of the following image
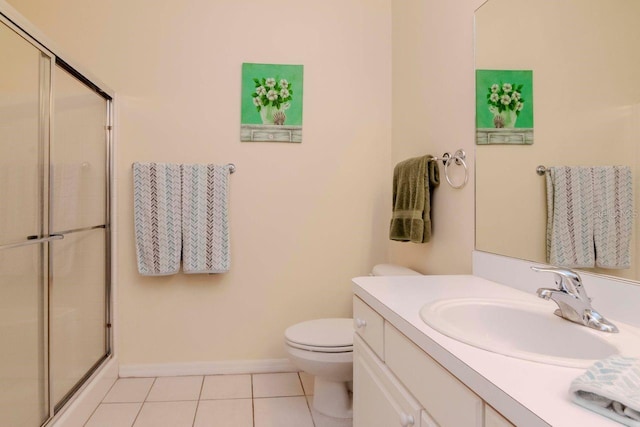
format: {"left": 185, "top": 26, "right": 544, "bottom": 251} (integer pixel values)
{"left": 240, "top": 63, "right": 304, "bottom": 143}
{"left": 476, "top": 69, "right": 534, "bottom": 145}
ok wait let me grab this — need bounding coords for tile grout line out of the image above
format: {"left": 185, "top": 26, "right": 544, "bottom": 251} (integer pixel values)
{"left": 129, "top": 377, "right": 157, "bottom": 427}
{"left": 251, "top": 374, "right": 256, "bottom": 427}
{"left": 299, "top": 372, "right": 317, "bottom": 427}
{"left": 82, "top": 377, "right": 120, "bottom": 427}
{"left": 191, "top": 376, "right": 205, "bottom": 427}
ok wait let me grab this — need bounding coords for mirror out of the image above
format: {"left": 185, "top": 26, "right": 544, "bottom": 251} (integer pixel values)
{"left": 475, "top": 0, "right": 640, "bottom": 281}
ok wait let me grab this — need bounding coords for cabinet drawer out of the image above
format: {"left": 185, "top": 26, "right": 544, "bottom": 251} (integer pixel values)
{"left": 385, "top": 323, "right": 483, "bottom": 427}
{"left": 353, "top": 297, "right": 384, "bottom": 359}
{"left": 354, "top": 335, "right": 421, "bottom": 427}
{"left": 485, "top": 404, "right": 515, "bottom": 427}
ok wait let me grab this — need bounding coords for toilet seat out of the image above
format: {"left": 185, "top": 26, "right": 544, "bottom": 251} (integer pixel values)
{"left": 285, "top": 318, "right": 353, "bottom": 353}
{"left": 286, "top": 340, "right": 353, "bottom": 353}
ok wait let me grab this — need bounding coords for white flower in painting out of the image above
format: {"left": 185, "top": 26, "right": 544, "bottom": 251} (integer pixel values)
{"left": 256, "top": 86, "right": 267, "bottom": 96}
{"left": 265, "top": 78, "right": 276, "bottom": 88}
{"left": 280, "top": 79, "right": 289, "bottom": 88}
{"left": 267, "top": 89, "right": 279, "bottom": 101}
{"left": 486, "top": 79, "right": 527, "bottom": 126}
{"left": 252, "top": 97, "right": 262, "bottom": 107}
{"left": 280, "top": 88, "right": 290, "bottom": 98}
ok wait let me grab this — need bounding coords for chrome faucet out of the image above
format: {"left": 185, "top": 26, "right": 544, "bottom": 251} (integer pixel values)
{"left": 531, "top": 266, "right": 618, "bottom": 333}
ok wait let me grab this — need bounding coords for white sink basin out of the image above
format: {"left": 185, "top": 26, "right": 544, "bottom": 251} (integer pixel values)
{"left": 419, "top": 297, "right": 640, "bottom": 368}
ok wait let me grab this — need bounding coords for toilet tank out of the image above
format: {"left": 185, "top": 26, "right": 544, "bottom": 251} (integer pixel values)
{"left": 371, "top": 264, "right": 421, "bottom": 276}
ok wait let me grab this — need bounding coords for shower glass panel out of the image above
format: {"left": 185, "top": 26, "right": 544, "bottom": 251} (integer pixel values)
{"left": 0, "top": 20, "right": 50, "bottom": 427}
{"left": 50, "top": 64, "right": 109, "bottom": 408}
{"left": 0, "top": 247, "right": 47, "bottom": 427}
{"left": 50, "top": 230, "right": 107, "bottom": 407}
{"left": 51, "top": 64, "right": 107, "bottom": 231}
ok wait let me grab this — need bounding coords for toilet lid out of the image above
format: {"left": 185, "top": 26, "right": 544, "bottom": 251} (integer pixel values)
{"left": 285, "top": 318, "right": 353, "bottom": 349}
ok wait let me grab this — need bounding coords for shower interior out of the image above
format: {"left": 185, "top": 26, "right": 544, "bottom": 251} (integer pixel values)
{"left": 0, "top": 8, "right": 113, "bottom": 427}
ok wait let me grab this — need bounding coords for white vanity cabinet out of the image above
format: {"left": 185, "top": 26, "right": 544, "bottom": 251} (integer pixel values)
{"left": 354, "top": 335, "right": 425, "bottom": 427}
{"left": 353, "top": 296, "right": 512, "bottom": 427}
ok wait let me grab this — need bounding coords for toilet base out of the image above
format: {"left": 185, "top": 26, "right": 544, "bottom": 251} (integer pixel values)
{"left": 312, "top": 376, "right": 353, "bottom": 419}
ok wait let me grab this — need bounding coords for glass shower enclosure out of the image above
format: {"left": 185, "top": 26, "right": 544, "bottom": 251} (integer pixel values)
{"left": 0, "top": 10, "right": 112, "bottom": 427}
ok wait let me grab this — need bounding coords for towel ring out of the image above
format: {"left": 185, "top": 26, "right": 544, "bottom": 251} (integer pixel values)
{"left": 443, "top": 149, "right": 468, "bottom": 189}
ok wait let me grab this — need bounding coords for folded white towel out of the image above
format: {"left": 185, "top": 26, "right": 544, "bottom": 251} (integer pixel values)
{"left": 570, "top": 355, "right": 640, "bottom": 426}
{"left": 133, "top": 163, "right": 182, "bottom": 276}
{"left": 181, "top": 164, "right": 231, "bottom": 274}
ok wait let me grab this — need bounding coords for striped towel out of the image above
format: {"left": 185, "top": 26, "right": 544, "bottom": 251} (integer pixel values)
{"left": 570, "top": 355, "right": 640, "bottom": 426}
{"left": 592, "top": 166, "right": 633, "bottom": 269}
{"left": 546, "top": 166, "right": 632, "bottom": 269}
{"left": 133, "top": 163, "right": 182, "bottom": 276}
{"left": 546, "top": 166, "right": 595, "bottom": 268}
{"left": 181, "top": 164, "right": 231, "bottom": 274}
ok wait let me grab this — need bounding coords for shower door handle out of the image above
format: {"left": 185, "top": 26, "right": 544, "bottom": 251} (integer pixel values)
{"left": 0, "top": 234, "right": 64, "bottom": 250}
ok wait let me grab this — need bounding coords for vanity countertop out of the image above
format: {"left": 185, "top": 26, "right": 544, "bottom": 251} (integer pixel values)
{"left": 352, "top": 274, "right": 626, "bottom": 427}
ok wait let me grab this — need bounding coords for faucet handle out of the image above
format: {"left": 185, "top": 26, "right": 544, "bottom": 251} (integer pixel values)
{"left": 531, "top": 266, "right": 586, "bottom": 298}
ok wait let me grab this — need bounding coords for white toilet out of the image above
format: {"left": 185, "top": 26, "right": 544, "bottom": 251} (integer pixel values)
{"left": 284, "top": 264, "right": 421, "bottom": 418}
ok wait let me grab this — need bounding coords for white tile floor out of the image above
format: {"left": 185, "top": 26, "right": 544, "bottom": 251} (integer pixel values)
{"left": 84, "top": 372, "right": 352, "bottom": 427}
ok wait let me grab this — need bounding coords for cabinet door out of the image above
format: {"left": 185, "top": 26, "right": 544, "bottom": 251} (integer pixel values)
{"left": 485, "top": 404, "right": 515, "bottom": 427}
{"left": 385, "top": 323, "right": 483, "bottom": 427}
{"left": 354, "top": 335, "right": 421, "bottom": 427}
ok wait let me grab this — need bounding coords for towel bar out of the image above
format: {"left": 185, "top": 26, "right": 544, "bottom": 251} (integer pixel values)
{"left": 433, "top": 149, "right": 468, "bottom": 189}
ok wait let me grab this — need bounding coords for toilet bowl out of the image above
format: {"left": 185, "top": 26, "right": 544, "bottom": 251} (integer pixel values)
{"left": 284, "top": 264, "right": 421, "bottom": 419}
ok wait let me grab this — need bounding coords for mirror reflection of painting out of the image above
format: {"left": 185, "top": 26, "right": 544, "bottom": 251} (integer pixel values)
{"left": 240, "top": 62, "right": 304, "bottom": 143}
{"left": 476, "top": 69, "right": 533, "bottom": 145}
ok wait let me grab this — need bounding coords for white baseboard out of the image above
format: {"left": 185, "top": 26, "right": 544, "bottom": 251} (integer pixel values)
{"left": 119, "top": 358, "right": 297, "bottom": 378}
{"left": 48, "top": 357, "right": 118, "bottom": 427}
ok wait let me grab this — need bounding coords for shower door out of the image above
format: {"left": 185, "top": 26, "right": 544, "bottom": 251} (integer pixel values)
{"left": 0, "top": 11, "right": 112, "bottom": 426}
{"left": 49, "top": 63, "right": 111, "bottom": 410}
{"left": 0, "top": 19, "right": 52, "bottom": 427}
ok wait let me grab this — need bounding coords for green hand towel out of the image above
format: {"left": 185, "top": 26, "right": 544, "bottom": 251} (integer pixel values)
{"left": 390, "top": 155, "right": 440, "bottom": 243}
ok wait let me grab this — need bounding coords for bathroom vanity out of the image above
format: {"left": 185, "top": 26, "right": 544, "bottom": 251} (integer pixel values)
{"left": 352, "top": 271, "right": 632, "bottom": 427}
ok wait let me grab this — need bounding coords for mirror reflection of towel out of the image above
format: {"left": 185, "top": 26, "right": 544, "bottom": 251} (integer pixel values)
{"left": 390, "top": 155, "right": 439, "bottom": 243}
{"left": 546, "top": 166, "right": 632, "bottom": 269}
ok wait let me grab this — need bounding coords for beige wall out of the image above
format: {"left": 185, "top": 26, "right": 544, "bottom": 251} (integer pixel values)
{"left": 8, "top": 0, "right": 487, "bottom": 365}
{"left": 390, "top": 0, "right": 482, "bottom": 274}
{"left": 10, "top": 0, "right": 393, "bottom": 364}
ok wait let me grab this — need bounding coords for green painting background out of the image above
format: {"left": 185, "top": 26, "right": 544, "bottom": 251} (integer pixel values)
{"left": 476, "top": 69, "right": 533, "bottom": 128}
{"left": 241, "top": 63, "right": 304, "bottom": 125}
